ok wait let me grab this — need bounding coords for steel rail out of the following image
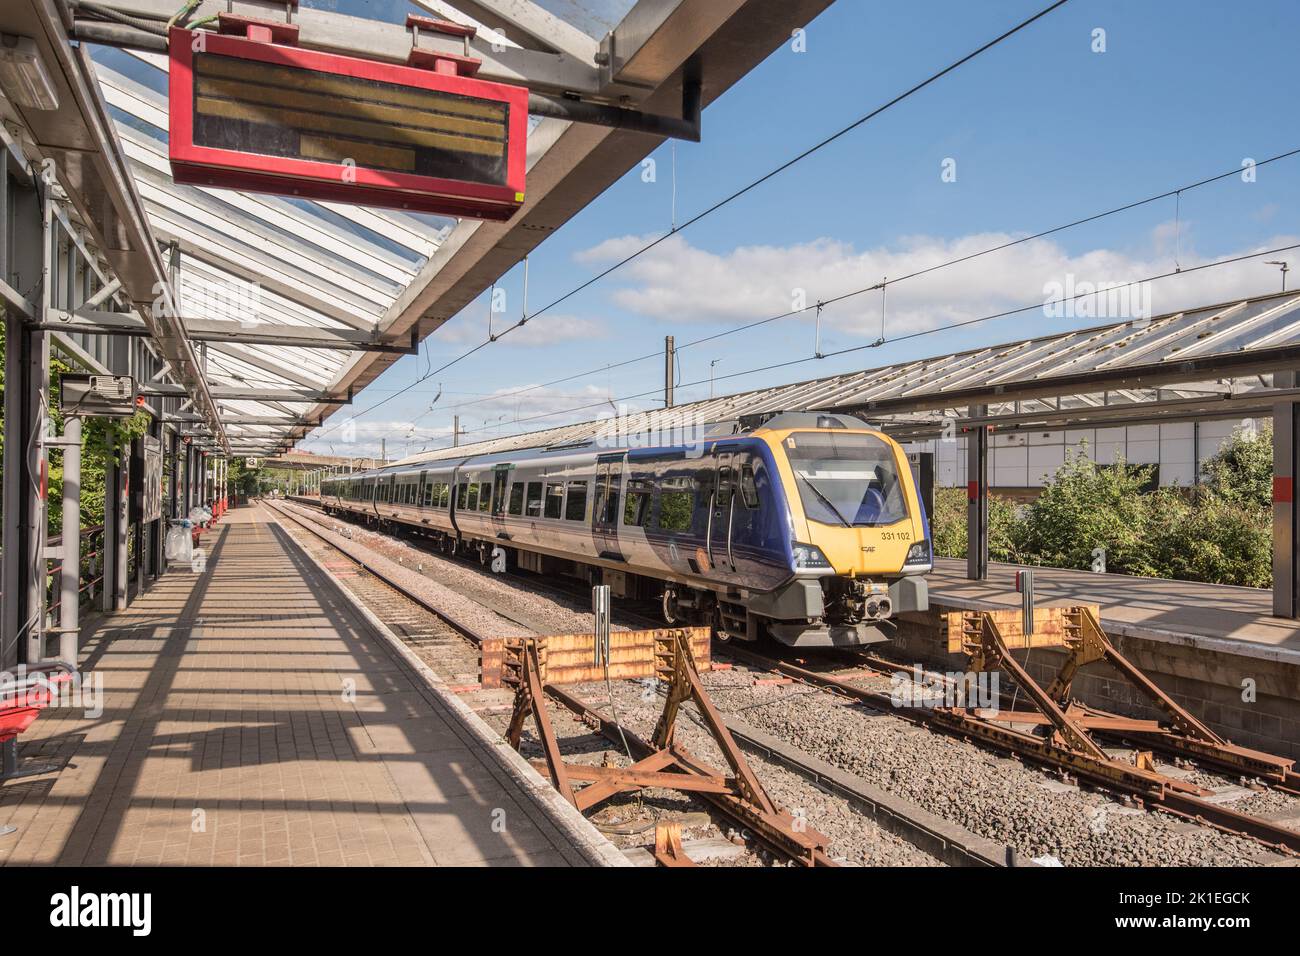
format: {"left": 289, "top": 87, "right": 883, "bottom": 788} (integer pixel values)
{"left": 723, "top": 645, "right": 1300, "bottom": 857}
{"left": 294, "top": 496, "right": 1300, "bottom": 855}
{"left": 265, "top": 499, "right": 487, "bottom": 645}
{"left": 267, "top": 499, "right": 836, "bottom": 867}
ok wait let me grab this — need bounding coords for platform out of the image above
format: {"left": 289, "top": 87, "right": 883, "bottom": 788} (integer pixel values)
{"left": 0, "top": 505, "right": 621, "bottom": 867}
{"left": 892, "top": 558, "right": 1300, "bottom": 761}
{"left": 929, "top": 558, "right": 1300, "bottom": 661}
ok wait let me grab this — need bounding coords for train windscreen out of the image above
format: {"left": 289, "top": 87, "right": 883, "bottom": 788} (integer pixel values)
{"left": 782, "top": 432, "right": 909, "bottom": 527}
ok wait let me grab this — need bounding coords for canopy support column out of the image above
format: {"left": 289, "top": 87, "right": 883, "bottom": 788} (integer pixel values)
{"left": 1273, "top": 373, "right": 1299, "bottom": 618}
{"left": 966, "top": 408, "right": 989, "bottom": 580}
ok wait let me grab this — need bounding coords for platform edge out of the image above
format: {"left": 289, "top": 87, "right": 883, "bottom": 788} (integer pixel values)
{"left": 272, "top": 513, "right": 632, "bottom": 868}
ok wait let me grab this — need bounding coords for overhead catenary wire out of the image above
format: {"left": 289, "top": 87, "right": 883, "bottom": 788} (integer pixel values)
{"left": 443, "top": 240, "right": 1300, "bottom": 446}
{"left": 431, "top": 143, "right": 1300, "bottom": 420}
{"left": 308, "top": 0, "right": 1071, "bottom": 443}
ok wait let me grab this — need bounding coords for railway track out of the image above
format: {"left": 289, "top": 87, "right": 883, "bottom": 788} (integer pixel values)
{"left": 267, "top": 499, "right": 913, "bottom": 866}
{"left": 277, "top": 497, "right": 1300, "bottom": 864}
{"left": 721, "top": 645, "right": 1300, "bottom": 859}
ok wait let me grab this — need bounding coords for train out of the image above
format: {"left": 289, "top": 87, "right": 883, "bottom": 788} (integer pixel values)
{"left": 320, "top": 410, "right": 930, "bottom": 647}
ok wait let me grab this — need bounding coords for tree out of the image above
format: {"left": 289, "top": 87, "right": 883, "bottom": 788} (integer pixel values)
{"left": 1201, "top": 422, "right": 1272, "bottom": 510}
{"left": 1018, "top": 449, "right": 1160, "bottom": 576}
{"left": 930, "top": 487, "right": 1024, "bottom": 562}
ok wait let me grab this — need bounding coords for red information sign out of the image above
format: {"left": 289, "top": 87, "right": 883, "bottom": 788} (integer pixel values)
{"left": 167, "top": 28, "right": 529, "bottom": 220}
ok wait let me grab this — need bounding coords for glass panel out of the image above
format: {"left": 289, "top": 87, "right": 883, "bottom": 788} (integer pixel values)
{"left": 657, "top": 476, "right": 696, "bottom": 533}
{"left": 525, "top": 481, "right": 543, "bottom": 517}
{"left": 783, "top": 432, "right": 908, "bottom": 527}
{"left": 739, "top": 464, "right": 760, "bottom": 509}
{"left": 565, "top": 481, "right": 587, "bottom": 521}
{"left": 544, "top": 482, "right": 564, "bottom": 519}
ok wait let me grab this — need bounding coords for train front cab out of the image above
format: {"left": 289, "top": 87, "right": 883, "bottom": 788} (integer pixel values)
{"left": 745, "top": 414, "right": 930, "bottom": 647}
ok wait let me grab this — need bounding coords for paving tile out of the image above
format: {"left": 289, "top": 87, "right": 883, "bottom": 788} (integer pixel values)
{"left": 0, "top": 505, "right": 581, "bottom": 868}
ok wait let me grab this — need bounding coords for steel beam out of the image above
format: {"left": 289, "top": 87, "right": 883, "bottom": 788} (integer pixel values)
{"left": 57, "top": 417, "right": 83, "bottom": 662}
{"left": 46, "top": 310, "right": 416, "bottom": 353}
{"left": 70, "top": 0, "right": 601, "bottom": 96}
{"left": 966, "top": 408, "right": 988, "bottom": 582}
{"left": 1274, "top": 372, "right": 1298, "bottom": 618}
{"left": 1, "top": 0, "right": 229, "bottom": 449}
{"left": 415, "top": 0, "right": 600, "bottom": 60}
{"left": 141, "top": 384, "right": 346, "bottom": 403}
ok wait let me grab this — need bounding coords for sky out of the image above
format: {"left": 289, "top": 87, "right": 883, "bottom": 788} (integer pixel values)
{"left": 281, "top": 0, "right": 1300, "bottom": 462}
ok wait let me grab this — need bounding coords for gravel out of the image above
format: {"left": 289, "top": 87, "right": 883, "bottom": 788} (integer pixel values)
{"left": 279, "top": 502, "right": 633, "bottom": 636}
{"left": 277, "top": 500, "right": 1297, "bottom": 866}
{"left": 557, "top": 677, "right": 943, "bottom": 866}
{"left": 698, "top": 661, "right": 1289, "bottom": 866}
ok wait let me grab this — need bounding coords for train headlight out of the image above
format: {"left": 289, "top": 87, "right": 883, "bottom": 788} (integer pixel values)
{"left": 792, "top": 543, "right": 832, "bottom": 571}
{"left": 904, "top": 540, "right": 932, "bottom": 569}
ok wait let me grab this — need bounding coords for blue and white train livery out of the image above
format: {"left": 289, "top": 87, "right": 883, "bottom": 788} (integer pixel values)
{"left": 320, "top": 411, "right": 930, "bottom": 647}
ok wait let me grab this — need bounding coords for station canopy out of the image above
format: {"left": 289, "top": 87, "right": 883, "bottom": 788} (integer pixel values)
{"left": 398, "top": 289, "right": 1300, "bottom": 464}
{"left": 6, "top": 0, "right": 833, "bottom": 456}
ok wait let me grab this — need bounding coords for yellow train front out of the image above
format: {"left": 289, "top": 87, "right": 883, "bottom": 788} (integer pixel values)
{"left": 725, "top": 411, "right": 931, "bottom": 646}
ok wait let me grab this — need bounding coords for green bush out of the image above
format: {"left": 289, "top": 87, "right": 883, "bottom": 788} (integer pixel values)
{"left": 929, "top": 425, "right": 1274, "bottom": 588}
{"left": 932, "top": 487, "right": 1024, "bottom": 563}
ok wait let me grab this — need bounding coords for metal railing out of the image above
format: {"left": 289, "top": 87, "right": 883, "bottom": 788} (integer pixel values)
{"left": 43, "top": 524, "right": 107, "bottom": 628}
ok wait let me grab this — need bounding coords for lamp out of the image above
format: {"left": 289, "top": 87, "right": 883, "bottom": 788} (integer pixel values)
{"left": 0, "top": 34, "right": 58, "bottom": 111}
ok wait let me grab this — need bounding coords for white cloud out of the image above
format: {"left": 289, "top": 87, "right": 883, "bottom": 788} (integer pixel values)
{"left": 302, "top": 385, "right": 630, "bottom": 458}
{"left": 576, "top": 227, "right": 1299, "bottom": 337}
{"left": 430, "top": 312, "right": 607, "bottom": 347}
{"left": 302, "top": 419, "right": 450, "bottom": 461}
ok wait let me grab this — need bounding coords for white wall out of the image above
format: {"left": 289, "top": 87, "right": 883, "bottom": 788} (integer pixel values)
{"left": 907, "top": 418, "right": 1261, "bottom": 489}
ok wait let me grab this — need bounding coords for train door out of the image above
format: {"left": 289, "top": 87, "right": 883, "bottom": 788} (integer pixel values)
{"left": 708, "top": 445, "right": 739, "bottom": 575}
{"left": 490, "top": 465, "right": 510, "bottom": 538}
{"left": 592, "top": 454, "right": 625, "bottom": 561}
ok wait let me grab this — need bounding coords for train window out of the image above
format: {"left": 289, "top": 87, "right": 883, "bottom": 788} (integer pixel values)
{"left": 740, "top": 464, "right": 760, "bottom": 509}
{"left": 478, "top": 482, "right": 492, "bottom": 512}
{"left": 657, "top": 477, "right": 695, "bottom": 533}
{"left": 593, "top": 471, "right": 620, "bottom": 526}
{"left": 439, "top": 483, "right": 451, "bottom": 508}
{"left": 508, "top": 482, "right": 525, "bottom": 516}
{"left": 716, "top": 464, "right": 734, "bottom": 509}
{"left": 423, "top": 481, "right": 434, "bottom": 507}
{"left": 525, "top": 482, "right": 543, "bottom": 518}
{"left": 463, "top": 483, "right": 477, "bottom": 510}
{"left": 565, "top": 481, "right": 587, "bottom": 521}
{"left": 492, "top": 472, "right": 509, "bottom": 515}
{"left": 544, "top": 482, "right": 564, "bottom": 519}
{"left": 623, "top": 479, "right": 653, "bottom": 527}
